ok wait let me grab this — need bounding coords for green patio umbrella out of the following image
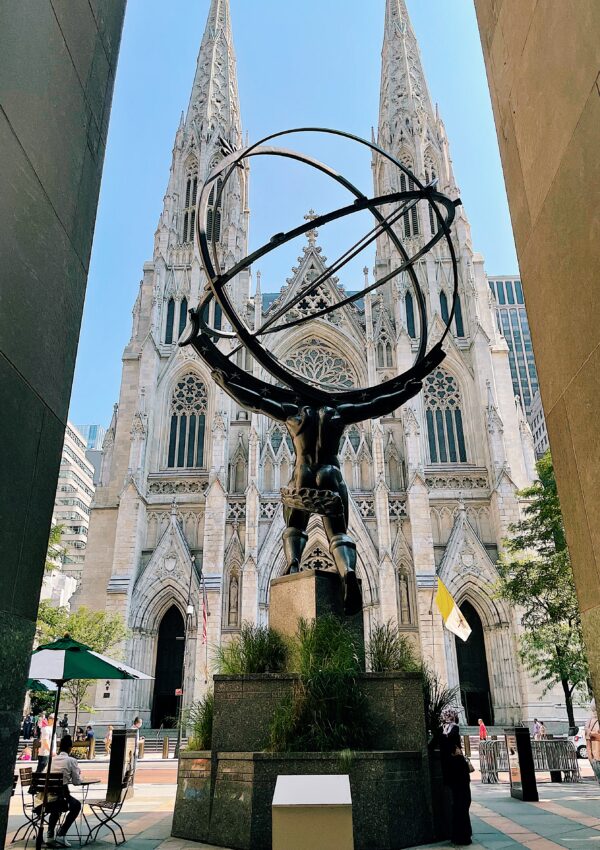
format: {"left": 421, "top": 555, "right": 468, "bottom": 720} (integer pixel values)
{"left": 26, "top": 678, "right": 57, "bottom": 692}
{"left": 28, "top": 634, "right": 152, "bottom": 849}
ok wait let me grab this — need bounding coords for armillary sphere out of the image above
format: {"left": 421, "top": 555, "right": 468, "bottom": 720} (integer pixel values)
{"left": 181, "top": 127, "right": 461, "bottom": 407}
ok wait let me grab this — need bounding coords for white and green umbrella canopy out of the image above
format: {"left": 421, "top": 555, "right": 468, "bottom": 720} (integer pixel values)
{"left": 28, "top": 634, "right": 152, "bottom": 850}
{"left": 29, "top": 635, "right": 153, "bottom": 683}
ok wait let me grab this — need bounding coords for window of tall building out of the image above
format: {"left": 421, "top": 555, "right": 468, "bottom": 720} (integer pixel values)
{"left": 399, "top": 170, "right": 419, "bottom": 237}
{"left": 178, "top": 297, "right": 188, "bottom": 339}
{"left": 440, "top": 290, "right": 465, "bottom": 338}
{"left": 167, "top": 373, "right": 207, "bottom": 468}
{"left": 405, "top": 291, "right": 416, "bottom": 338}
{"left": 207, "top": 177, "right": 223, "bottom": 243}
{"left": 182, "top": 162, "right": 198, "bottom": 244}
{"left": 424, "top": 368, "right": 467, "bottom": 463}
{"left": 165, "top": 298, "right": 175, "bottom": 344}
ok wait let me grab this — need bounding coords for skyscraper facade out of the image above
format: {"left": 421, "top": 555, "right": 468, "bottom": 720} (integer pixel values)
{"left": 487, "top": 276, "right": 539, "bottom": 413}
{"left": 76, "top": 0, "right": 571, "bottom": 728}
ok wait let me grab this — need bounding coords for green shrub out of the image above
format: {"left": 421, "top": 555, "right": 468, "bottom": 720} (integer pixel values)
{"left": 269, "top": 616, "right": 371, "bottom": 752}
{"left": 215, "top": 623, "right": 289, "bottom": 675}
{"left": 367, "top": 620, "right": 419, "bottom": 672}
{"left": 421, "top": 665, "right": 459, "bottom": 740}
{"left": 186, "top": 691, "right": 214, "bottom": 750}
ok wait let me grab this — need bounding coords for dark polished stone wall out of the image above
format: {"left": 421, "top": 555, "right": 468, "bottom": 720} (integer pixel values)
{"left": 0, "top": 1, "right": 125, "bottom": 840}
{"left": 175, "top": 750, "right": 435, "bottom": 850}
{"left": 212, "top": 671, "right": 427, "bottom": 753}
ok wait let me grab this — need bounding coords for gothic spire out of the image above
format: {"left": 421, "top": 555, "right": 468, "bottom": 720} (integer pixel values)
{"left": 186, "top": 0, "right": 241, "bottom": 145}
{"left": 378, "top": 0, "right": 436, "bottom": 150}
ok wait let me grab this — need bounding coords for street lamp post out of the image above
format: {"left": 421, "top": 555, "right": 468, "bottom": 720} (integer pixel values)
{"left": 175, "top": 553, "right": 195, "bottom": 759}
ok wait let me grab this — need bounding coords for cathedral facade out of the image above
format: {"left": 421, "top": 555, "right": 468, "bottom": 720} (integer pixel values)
{"left": 77, "top": 0, "right": 564, "bottom": 728}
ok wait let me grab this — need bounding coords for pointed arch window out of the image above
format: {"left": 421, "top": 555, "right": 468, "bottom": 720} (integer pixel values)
{"left": 405, "top": 291, "right": 416, "bottom": 339}
{"left": 165, "top": 298, "right": 175, "bottom": 344}
{"left": 178, "top": 297, "right": 188, "bottom": 339}
{"left": 424, "top": 158, "right": 438, "bottom": 236}
{"left": 440, "top": 290, "right": 449, "bottom": 324}
{"left": 182, "top": 162, "right": 198, "bottom": 244}
{"left": 400, "top": 170, "right": 419, "bottom": 237}
{"left": 207, "top": 177, "right": 223, "bottom": 244}
{"left": 377, "top": 334, "right": 394, "bottom": 368}
{"left": 440, "top": 290, "right": 465, "bottom": 338}
{"left": 167, "top": 373, "right": 207, "bottom": 468}
{"left": 454, "top": 294, "right": 465, "bottom": 337}
{"left": 424, "top": 368, "right": 467, "bottom": 463}
{"left": 214, "top": 301, "right": 222, "bottom": 330}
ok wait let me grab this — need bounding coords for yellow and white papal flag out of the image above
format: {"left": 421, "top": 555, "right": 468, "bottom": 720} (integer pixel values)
{"left": 435, "top": 578, "right": 472, "bottom": 642}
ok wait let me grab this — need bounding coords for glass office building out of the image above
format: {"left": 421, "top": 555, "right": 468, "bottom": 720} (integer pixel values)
{"left": 488, "top": 276, "right": 539, "bottom": 413}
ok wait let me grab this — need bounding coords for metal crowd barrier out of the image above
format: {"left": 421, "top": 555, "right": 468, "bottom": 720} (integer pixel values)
{"left": 480, "top": 738, "right": 580, "bottom": 783}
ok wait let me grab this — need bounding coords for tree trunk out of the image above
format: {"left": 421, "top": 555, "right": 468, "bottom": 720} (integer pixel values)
{"left": 73, "top": 703, "right": 79, "bottom": 738}
{"left": 561, "top": 678, "right": 575, "bottom": 727}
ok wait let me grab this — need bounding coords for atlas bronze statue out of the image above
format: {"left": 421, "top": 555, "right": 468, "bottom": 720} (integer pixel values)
{"left": 181, "top": 128, "right": 460, "bottom": 615}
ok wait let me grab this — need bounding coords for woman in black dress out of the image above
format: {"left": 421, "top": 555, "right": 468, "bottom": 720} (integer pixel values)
{"left": 439, "top": 708, "right": 472, "bottom": 845}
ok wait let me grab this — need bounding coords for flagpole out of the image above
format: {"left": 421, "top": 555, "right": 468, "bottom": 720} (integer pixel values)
{"left": 175, "top": 554, "right": 195, "bottom": 759}
{"left": 36, "top": 680, "right": 62, "bottom": 850}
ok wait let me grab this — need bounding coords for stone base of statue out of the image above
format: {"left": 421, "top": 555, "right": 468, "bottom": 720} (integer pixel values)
{"left": 172, "top": 670, "right": 438, "bottom": 850}
{"left": 269, "top": 568, "right": 365, "bottom": 666}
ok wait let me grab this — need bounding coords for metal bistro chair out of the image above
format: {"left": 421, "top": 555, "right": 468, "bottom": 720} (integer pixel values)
{"left": 85, "top": 770, "right": 134, "bottom": 846}
{"left": 16, "top": 773, "right": 66, "bottom": 849}
{"left": 11, "top": 767, "right": 36, "bottom": 844}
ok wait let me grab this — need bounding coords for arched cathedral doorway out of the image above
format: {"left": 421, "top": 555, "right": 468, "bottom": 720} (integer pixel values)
{"left": 455, "top": 601, "right": 494, "bottom": 726}
{"left": 151, "top": 605, "right": 185, "bottom": 729}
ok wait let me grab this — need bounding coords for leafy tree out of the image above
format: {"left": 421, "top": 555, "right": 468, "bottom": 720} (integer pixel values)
{"left": 45, "top": 523, "right": 64, "bottom": 571}
{"left": 37, "top": 602, "right": 128, "bottom": 732}
{"left": 495, "top": 451, "right": 588, "bottom": 727}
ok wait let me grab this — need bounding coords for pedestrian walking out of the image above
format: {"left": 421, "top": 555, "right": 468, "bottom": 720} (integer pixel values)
{"left": 104, "top": 725, "right": 113, "bottom": 758}
{"left": 22, "top": 714, "right": 34, "bottom": 740}
{"left": 58, "top": 714, "right": 69, "bottom": 740}
{"left": 42, "top": 735, "right": 82, "bottom": 847}
{"left": 585, "top": 699, "right": 600, "bottom": 783}
{"left": 533, "top": 718, "right": 541, "bottom": 740}
{"left": 539, "top": 721, "right": 547, "bottom": 740}
{"left": 478, "top": 718, "right": 488, "bottom": 741}
{"left": 37, "top": 714, "right": 56, "bottom": 773}
{"left": 131, "top": 717, "right": 144, "bottom": 750}
{"left": 439, "top": 708, "right": 472, "bottom": 846}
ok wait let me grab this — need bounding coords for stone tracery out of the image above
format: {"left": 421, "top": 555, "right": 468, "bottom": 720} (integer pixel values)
{"left": 284, "top": 338, "right": 356, "bottom": 388}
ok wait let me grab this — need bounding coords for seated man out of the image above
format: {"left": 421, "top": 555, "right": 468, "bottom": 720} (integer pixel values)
{"left": 46, "top": 735, "right": 82, "bottom": 847}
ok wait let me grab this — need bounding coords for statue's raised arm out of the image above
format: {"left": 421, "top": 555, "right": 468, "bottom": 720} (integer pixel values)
{"left": 211, "top": 369, "right": 296, "bottom": 423}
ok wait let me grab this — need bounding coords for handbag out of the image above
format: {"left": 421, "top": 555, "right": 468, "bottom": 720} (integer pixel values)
{"left": 466, "top": 757, "right": 475, "bottom": 774}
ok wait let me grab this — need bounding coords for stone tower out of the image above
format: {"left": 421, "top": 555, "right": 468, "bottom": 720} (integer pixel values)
{"left": 77, "top": 0, "right": 567, "bottom": 728}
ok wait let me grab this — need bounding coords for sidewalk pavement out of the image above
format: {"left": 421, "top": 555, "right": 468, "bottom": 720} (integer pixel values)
{"left": 6, "top": 770, "right": 600, "bottom": 849}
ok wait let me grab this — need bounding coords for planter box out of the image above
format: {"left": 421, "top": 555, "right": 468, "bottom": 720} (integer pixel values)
{"left": 212, "top": 671, "right": 427, "bottom": 753}
{"left": 175, "top": 749, "right": 434, "bottom": 850}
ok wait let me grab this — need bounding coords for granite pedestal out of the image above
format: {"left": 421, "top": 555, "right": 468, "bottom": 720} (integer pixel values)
{"left": 175, "top": 749, "right": 434, "bottom": 850}
{"left": 269, "top": 569, "right": 365, "bottom": 666}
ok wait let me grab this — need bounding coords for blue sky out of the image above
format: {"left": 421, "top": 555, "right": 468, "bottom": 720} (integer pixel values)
{"left": 70, "top": 0, "right": 518, "bottom": 427}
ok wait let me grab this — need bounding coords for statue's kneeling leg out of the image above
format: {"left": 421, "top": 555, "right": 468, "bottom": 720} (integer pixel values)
{"left": 282, "top": 527, "right": 309, "bottom": 574}
{"left": 329, "top": 534, "right": 362, "bottom": 615}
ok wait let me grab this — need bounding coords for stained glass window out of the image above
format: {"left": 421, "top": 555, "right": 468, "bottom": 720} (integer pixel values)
{"left": 167, "top": 373, "right": 207, "bottom": 468}
{"left": 424, "top": 369, "right": 467, "bottom": 463}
